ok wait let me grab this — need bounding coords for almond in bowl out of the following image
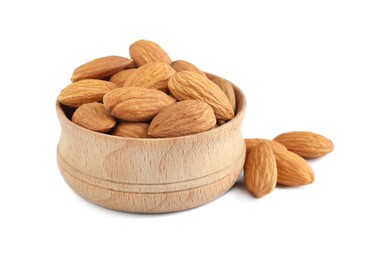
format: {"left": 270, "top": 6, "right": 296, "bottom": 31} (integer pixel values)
{"left": 56, "top": 39, "right": 247, "bottom": 213}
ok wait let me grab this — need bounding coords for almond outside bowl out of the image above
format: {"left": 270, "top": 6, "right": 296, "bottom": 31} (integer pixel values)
{"left": 56, "top": 76, "right": 247, "bottom": 213}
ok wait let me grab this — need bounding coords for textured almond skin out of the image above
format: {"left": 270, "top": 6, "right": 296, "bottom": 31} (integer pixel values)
{"left": 58, "top": 79, "right": 117, "bottom": 107}
{"left": 244, "top": 143, "right": 277, "bottom": 198}
{"left": 72, "top": 102, "right": 116, "bottom": 133}
{"left": 245, "top": 138, "right": 287, "bottom": 153}
{"left": 129, "top": 39, "right": 172, "bottom": 67}
{"left": 168, "top": 71, "right": 234, "bottom": 120}
{"left": 123, "top": 62, "right": 175, "bottom": 92}
{"left": 212, "top": 76, "right": 237, "bottom": 112}
{"left": 274, "top": 150, "right": 315, "bottom": 186}
{"left": 111, "top": 122, "right": 150, "bottom": 138}
{"left": 103, "top": 87, "right": 176, "bottom": 122}
{"left": 71, "top": 56, "right": 132, "bottom": 82}
{"left": 274, "top": 131, "right": 334, "bottom": 159}
{"left": 109, "top": 69, "right": 137, "bottom": 87}
{"left": 149, "top": 100, "right": 216, "bottom": 138}
{"left": 170, "top": 60, "right": 206, "bottom": 77}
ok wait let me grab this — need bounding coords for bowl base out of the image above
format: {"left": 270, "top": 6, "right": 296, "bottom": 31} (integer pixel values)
{"left": 58, "top": 152, "right": 244, "bottom": 213}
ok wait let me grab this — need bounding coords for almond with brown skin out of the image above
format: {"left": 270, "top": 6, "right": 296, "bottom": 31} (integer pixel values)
{"left": 211, "top": 76, "right": 237, "bottom": 111}
{"left": 112, "top": 122, "right": 150, "bottom": 138}
{"left": 109, "top": 69, "right": 137, "bottom": 87}
{"left": 168, "top": 71, "right": 234, "bottom": 120}
{"left": 274, "top": 131, "right": 334, "bottom": 159}
{"left": 149, "top": 100, "right": 216, "bottom": 138}
{"left": 170, "top": 60, "right": 206, "bottom": 77}
{"left": 123, "top": 62, "right": 175, "bottom": 92}
{"left": 103, "top": 87, "right": 176, "bottom": 122}
{"left": 245, "top": 138, "right": 287, "bottom": 153}
{"left": 129, "top": 39, "right": 172, "bottom": 67}
{"left": 274, "top": 150, "right": 315, "bottom": 186}
{"left": 72, "top": 102, "right": 116, "bottom": 133}
{"left": 244, "top": 142, "right": 277, "bottom": 198}
{"left": 71, "top": 56, "right": 133, "bottom": 82}
{"left": 58, "top": 79, "right": 117, "bottom": 107}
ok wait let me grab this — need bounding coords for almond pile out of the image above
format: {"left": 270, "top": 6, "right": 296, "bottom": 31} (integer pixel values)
{"left": 244, "top": 131, "right": 334, "bottom": 198}
{"left": 58, "top": 39, "right": 236, "bottom": 138}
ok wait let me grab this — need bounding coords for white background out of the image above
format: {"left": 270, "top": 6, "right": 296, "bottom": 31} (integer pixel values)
{"left": 1, "top": 0, "right": 375, "bottom": 259}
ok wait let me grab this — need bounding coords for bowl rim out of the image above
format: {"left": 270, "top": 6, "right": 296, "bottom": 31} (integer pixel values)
{"left": 56, "top": 76, "right": 247, "bottom": 142}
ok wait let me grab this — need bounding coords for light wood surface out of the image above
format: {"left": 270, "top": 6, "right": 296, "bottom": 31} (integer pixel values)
{"left": 56, "top": 78, "right": 247, "bottom": 213}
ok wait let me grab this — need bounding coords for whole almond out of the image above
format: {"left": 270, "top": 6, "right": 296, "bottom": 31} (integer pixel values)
{"left": 170, "top": 60, "right": 206, "bottom": 77}
{"left": 129, "top": 39, "right": 172, "bottom": 67}
{"left": 245, "top": 138, "right": 287, "bottom": 153}
{"left": 274, "top": 150, "right": 315, "bottom": 186}
{"left": 58, "top": 79, "right": 117, "bottom": 107}
{"left": 274, "top": 131, "right": 334, "bottom": 159}
{"left": 244, "top": 142, "right": 277, "bottom": 198}
{"left": 123, "top": 62, "right": 175, "bottom": 92}
{"left": 109, "top": 69, "right": 137, "bottom": 87}
{"left": 149, "top": 100, "right": 216, "bottom": 138}
{"left": 72, "top": 102, "right": 116, "bottom": 133}
{"left": 211, "top": 76, "right": 237, "bottom": 112}
{"left": 112, "top": 122, "right": 150, "bottom": 138}
{"left": 103, "top": 87, "right": 176, "bottom": 122}
{"left": 71, "top": 56, "right": 132, "bottom": 82}
{"left": 168, "top": 71, "right": 234, "bottom": 120}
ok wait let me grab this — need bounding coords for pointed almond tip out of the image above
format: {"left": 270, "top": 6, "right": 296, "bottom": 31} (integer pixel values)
{"left": 329, "top": 139, "right": 335, "bottom": 151}
{"left": 308, "top": 170, "right": 315, "bottom": 184}
{"left": 253, "top": 191, "right": 269, "bottom": 198}
{"left": 253, "top": 193, "right": 264, "bottom": 198}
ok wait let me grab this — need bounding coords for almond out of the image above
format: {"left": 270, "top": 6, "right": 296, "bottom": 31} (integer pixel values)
{"left": 123, "top": 62, "right": 175, "bottom": 92}
{"left": 149, "top": 100, "right": 216, "bottom": 138}
{"left": 72, "top": 102, "right": 116, "bottom": 133}
{"left": 109, "top": 69, "right": 137, "bottom": 87}
{"left": 111, "top": 122, "right": 150, "bottom": 138}
{"left": 71, "top": 56, "right": 132, "bottom": 82}
{"left": 129, "top": 39, "right": 172, "bottom": 67}
{"left": 244, "top": 142, "right": 277, "bottom": 198}
{"left": 274, "top": 150, "right": 315, "bottom": 186}
{"left": 103, "top": 87, "right": 176, "bottom": 122}
{"left": 170, "top": 60, "right": 206, "bottom": 77}
{"left": 211, "top": 76, "right": 237, "bottom": 112}
{"left": 245, "top": 138, "right": 287, "bottom": 153}
{"left": 58, "top": 79, "right": 117, "bottom": 107}
{"left": 168, "top": 71, "right": 234, "bottom": 120}
{"left": 274, "top": 131, "right": 334, "bottom": 159}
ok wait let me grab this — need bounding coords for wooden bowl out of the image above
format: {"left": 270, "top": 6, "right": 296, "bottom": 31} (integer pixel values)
{"left": 56, "top": 79, "right": 247, "bottom": 213}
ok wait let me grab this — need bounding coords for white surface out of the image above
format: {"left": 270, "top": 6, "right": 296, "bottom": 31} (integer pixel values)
{"left": 1, "top": 0, "right": 375, "bottom": 259}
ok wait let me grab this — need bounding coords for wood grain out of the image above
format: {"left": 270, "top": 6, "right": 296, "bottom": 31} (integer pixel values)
{"left": 56, "top": 75, "right": 247, "bottom": 213}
